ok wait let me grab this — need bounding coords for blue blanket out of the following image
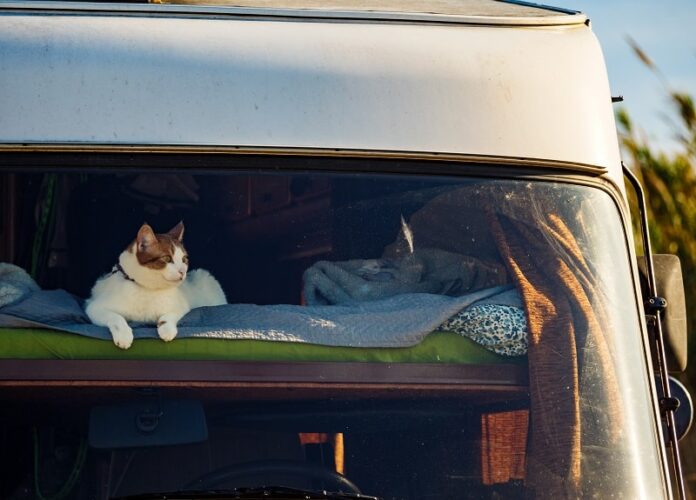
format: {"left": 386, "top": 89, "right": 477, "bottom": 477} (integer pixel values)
{"left": 0, "top": 286, "right": 518, "bottom": 348}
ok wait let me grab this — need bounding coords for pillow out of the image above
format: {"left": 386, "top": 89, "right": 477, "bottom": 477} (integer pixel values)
{"left": 438, "top": 304, "right": 528, "bottom": 356}
{"left": 0, "top": 263, "right": 40, "bottom": 308}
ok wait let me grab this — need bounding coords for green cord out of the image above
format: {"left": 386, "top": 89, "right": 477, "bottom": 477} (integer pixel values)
{"left": 30, "top": 174, "right": 57, "bottom": 279}
{"left": 33, "top": 428, "right": 88, "bottom": 500}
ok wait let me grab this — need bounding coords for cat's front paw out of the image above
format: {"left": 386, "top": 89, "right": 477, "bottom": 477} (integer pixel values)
{"left": 110, "top": 323, "right": 134, "bottom": 350}
{"left": 157, "top": 320, "right": 178, "bottom": 342}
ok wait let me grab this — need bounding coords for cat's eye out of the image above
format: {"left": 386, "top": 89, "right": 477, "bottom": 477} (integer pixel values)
{"left": 183, "top": 255, "right": 189, "bottom": 264}
{"left": 161, "top": 255, "right": 172, "bottom": 263}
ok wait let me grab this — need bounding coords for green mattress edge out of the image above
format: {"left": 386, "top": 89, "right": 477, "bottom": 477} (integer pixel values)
{"left": 0, "top": 328, "right": 521, "bottom": 364}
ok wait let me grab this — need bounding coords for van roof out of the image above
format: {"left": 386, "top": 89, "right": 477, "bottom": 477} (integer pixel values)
{"left": 0, "top": 0, "right": 586, "bottom": 26}
{"left": 0, "top": 0, "right": 619, "bottom": 178}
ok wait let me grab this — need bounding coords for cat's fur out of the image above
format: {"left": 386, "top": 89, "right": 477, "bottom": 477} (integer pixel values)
{"left": 85, "top": 222, "right": 226, "bottom": 349}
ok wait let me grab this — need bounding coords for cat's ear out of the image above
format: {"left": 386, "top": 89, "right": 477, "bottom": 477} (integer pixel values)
{"left": 136, "top": 223, "right": 157, "bottom": 251}
{"left": 167, "top": 221, "right": 185, "bottom": 242}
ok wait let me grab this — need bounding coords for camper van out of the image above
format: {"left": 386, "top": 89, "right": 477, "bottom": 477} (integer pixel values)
{"left": 0, "top": 0, "right": 690, "bottom": 498}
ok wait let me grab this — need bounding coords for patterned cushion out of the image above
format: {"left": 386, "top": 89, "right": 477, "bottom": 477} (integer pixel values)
{"left": 437, "top": 304, "right": 528, "bottom": 356}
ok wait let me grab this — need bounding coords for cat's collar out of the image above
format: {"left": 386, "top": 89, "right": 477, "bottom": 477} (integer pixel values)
{"left": 112, "top": 263, "right": 136, "bottom": 284}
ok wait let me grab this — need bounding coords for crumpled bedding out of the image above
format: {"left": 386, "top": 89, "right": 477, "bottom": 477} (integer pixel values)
{"left": 0, "top": 263, "right": 39, "bottom": 308}
{"left": 0, "top": 282, "right": 523, "bottom": 349}
{"left": 301, "top": 249, "right": 528, "bottom": 355}
{"left": 302, "top": 248, "right": 506, "bottom": 306}
{"left": 0, "top": 257, "right": 528, "bottom": 354}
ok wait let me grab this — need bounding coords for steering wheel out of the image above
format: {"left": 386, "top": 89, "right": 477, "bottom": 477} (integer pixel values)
{"left": 183, "top": 459, "right": 362, "bottom": 493}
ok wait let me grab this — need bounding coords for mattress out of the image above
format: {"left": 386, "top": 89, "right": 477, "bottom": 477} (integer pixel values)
{"left": 0, "top": 327, "right": 520, "bottom": 364}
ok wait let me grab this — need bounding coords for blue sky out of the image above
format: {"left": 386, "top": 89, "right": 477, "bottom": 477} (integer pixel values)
{"left": 549, "top": 0, "right": 696, "bottom": 154}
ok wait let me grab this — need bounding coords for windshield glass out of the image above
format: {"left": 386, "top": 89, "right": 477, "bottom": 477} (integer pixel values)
{"left": 0, "top": 159, "right": 663, "bottom": 499}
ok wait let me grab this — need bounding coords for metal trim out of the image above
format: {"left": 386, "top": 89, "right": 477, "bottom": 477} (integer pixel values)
{"left": 0, "top": 1, "right": 588, "bottom": 26}
{"left": 624, "top": 164, "right": 686, "bottom": 500}
{"left": 0, "top": 144, "right": 608, "bottom": 176}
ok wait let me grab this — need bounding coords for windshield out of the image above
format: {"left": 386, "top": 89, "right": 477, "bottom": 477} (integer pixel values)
{"left": 0, "top": 158, "right": 664, "bottom": 499}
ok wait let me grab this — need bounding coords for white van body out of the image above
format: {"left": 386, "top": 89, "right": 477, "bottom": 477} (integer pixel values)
{"left": 0, "top": 1, "right": 681, "bottom": 499}
{"left": 0, "top": 0, "right": 620, "bottom": 180}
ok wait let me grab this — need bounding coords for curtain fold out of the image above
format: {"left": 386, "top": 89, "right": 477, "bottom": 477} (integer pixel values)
{"left": 487, "top": 204, "right": 622, "bottom": 497}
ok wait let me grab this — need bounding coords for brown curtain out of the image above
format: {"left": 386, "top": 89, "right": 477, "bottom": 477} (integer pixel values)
{"left": 404, "top": 183, "right": 624, "bottom": 496}
{"left": 488, "top": 207, "right": 622, "bottom": 497}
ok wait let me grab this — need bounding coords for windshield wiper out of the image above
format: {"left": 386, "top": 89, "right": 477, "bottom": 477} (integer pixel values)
{"left": 114, "top": 485, "right": 382, "bottom": 500}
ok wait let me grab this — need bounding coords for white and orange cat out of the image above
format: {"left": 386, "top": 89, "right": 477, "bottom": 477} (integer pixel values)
{"left": 86, "top": 222, "right": 226, "bottom": 349}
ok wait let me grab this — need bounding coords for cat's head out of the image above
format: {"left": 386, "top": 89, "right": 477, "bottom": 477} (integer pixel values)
{"left": 120, "top": 222, "right": 189, "bottom": 289}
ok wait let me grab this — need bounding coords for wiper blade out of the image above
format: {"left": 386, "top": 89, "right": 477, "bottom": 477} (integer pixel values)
{"left": 114, "top": 485, "right": 382, "bottom": 500}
